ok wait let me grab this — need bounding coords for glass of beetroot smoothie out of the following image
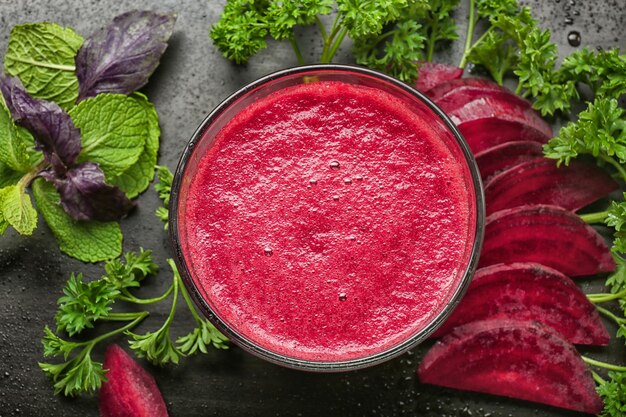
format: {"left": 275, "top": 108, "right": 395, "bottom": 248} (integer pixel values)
{"left": 170, "top": 65, "right": 484, "bottom": 371}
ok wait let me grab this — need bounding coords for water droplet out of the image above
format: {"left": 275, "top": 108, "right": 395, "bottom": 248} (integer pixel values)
{"left": 339, "top": 293, "right": 347, "bottom": 301}
{"left": 309, "top": 178, "right": 317, "bottom": 185}
{"left": 344, "top": 177, "right": 352, "bottom": 184}
{"left": 564, "top": 17, "right": 574, "bottom": 25}
{"left": 329, "top": 160, "right": 340, "bottom": 170}
{"left": 264, "top": 247, "right": 273, "bottom": 256}
{"left": 332, "top": 195, "right": 340, "bottom": 201}
{"left": 567, "top": 31, "right": 581, "bottom": 46}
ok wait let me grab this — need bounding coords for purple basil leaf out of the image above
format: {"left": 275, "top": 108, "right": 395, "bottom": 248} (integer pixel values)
{"left": 0, "top": 75, "right": 81, "bottom": 173}
{"left": 40, "top": 162, "right": 135, "bottom": 222}
{"left": 76, "top": 10, "right": 176, "bottom": 101}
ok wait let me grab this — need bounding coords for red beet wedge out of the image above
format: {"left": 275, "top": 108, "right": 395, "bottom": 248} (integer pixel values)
{"left": 419, "top": 319, "right": 603, "bottom": 415}
{"left": 448, "top": 95, "right": 553, "bottom": 139}
{"left": 415, "top": 62, "right": 463, "bottom": 93}
{"left": 99, "top": 344, "right": 168, "bottom": 417}
{"left": 458, "top": 118, "right": 551, "bottom": 154}
{"left": 475, "top": 141, "right": 544, "bottom": 181}
{"left": 479, "top": 205, "right": 615, "bottom": 276}
{"left": 484, "top": 158, "right": 618, "bottom": 215}
{"left": 433, "top": 262, "right": 609, "bottom": 345}
{"left": 436, "top": 87, "right": 534, "bottom": 116}
{"left": 427, "top": 77, "right": 504, "bottom": 100}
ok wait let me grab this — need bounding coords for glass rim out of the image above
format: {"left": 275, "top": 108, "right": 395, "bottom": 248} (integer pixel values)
{"left": 169, "top": 63, "right": 486, "bottom": 372}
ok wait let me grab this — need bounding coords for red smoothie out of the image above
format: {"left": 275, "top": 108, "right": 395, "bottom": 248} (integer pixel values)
{"left": 180, "top": 80, "right": 476, "bottom": 363}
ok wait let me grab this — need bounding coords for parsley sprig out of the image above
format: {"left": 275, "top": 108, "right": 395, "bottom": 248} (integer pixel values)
{"left": 40, "top": 249, "right": 228, "bottom": 396}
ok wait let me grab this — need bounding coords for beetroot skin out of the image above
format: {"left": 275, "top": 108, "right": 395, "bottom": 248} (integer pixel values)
{"left": 484, "top": 158, "right": 618, "bottom": 215}
{"left": 419, "top": 319, "right": 604, "bottom": 414}
{"left": 475, "top": 141, "right": 544, "bottom": 181}
{"left": 479, "top": 205, "right": 615, "bottom": 276}
{"left": 415, "top": 62, "right": 463, "bottom": 93}
{"left": 436, "top": 87, "right": 535, "bottom": 116}
{"left": 433, "top": 262, "right": 610, "bottom": 345}
{"left": 99, "top": 344, "right": 168, "bottom": 417}
{"left": 426, "top": 77, "right": 504, "bottom": 101}
{"left": 458, "top": 118, "right": 551, "bottom": 154}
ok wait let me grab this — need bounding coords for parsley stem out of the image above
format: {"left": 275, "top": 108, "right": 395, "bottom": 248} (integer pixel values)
{"left": 325, "top": 26, "right": 348, "bottom": 64}
{"left": 591, "top": 370, "right": 607, "bottom": 386}
{"left": 289, "top": 37, "right": 305, "bottom": 65}
{"left": 595, "top": 305, "right": 626, "bottom": 325}
{"left": 582, "top": 356, "right": 626, "bottom": 372}
{"left": 315, "top": 16, "right": 328, "bottom": 42}
{"left": 321, "top": 14, "right": 342, "bottom": 63}
{"left": 587, "top": 290, "right": 626, "bottom": 303}
{"left": 90, "top": 311, "right": 149, "bottom": 345}
{"left": 118, "top": 284, "right": 174, "bottom": 304}
{"left": 600, "top": 154, "right": 626, "bottom": 183}
{"left": 426, "top": 20, "right": 439, "bottom": 62}
{"left": 579, "top": 210, "right": 609, "bottom": 224}
{"left": 100, "top": 312, "right": 148, "bottom": 321}
{"left": 459, "top": 0, "right": 476, "bottom": 68}
{"left": 178, "top": 275, "right": 203, "bottom": 324}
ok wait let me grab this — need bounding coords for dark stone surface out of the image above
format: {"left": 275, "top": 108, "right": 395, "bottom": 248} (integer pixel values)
{"left": 0, "top": 1, "right": 623, "bottom": 416}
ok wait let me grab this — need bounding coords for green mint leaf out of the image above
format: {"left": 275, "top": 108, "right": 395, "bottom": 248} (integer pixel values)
{"left": 0, "top": 184, "right": 38, "bottom": 235}
{"left": 71, "top": 93, "right": 148, "bottom": 180}
{"left": 109, "top": 93, "right": 160, "bottom": 198}
{"left": 32, "top": 178, "right": 122, "bottom": 262}
{"left": 55, "top": 273, "right": 119, "bottom": 336}
{"left": 0, "top": 94, "right": 40, "bottom": 172}
{"left": 177, "top": 319, "right": 229, "bottom": 355}
{"left": 0, "top": 161, "right": 25, "bottom": 189}
{"left": 4, "top": 23, "right": 83, "bottom": 111}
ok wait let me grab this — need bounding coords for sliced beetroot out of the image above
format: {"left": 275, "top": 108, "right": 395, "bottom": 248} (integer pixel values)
{"left": 436, "top": 87, "right": 534, "bottom": 116}
{"left": 427, "top": 77, "right": 503, "bottom": 101}
{"left": 419, "top": 319, "right": 603, "bottom": 415}
{"left": 484, "top": 158, "right": 618, "bottom": 215}
{"left": 480, "top": 205, "right": 615, "bottom": 276}
{"left": 448, "top": 95, "right": 553, "bottom": 139}
{"left": 475, "top": 141, "right": 544, "bottom": 181}
{"left": 99, "top": 344, "right": 168, "bottom": 417}
{"left": 433, "top": 262, "right": 609, "bottom": 345}
{"left": 415, "top": 62, "right": 463, "bottom": 93}
{"left": 458, "top": 118, "right": 551, "bottom": 154}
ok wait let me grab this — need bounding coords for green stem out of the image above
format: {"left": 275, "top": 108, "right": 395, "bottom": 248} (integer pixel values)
{"left": 89, "top": 312, "right": 149, "bottom": 345}
{"left": 459, "top": 0, "right": 476, "bottom": 68}
{"left": 18, "top": 160, "right": 48, "bottom": 188}
{"left": 100, "top": 312, "right": 148, "bottom": 322}
{"left": 600, "top": 154, "right": 626, "bottom": 183}
{"left": 587, "top": 289, "right": 626, "bottom": 303}
{"left": 591, "top": 370, "right": 607, "bottom": 385}
{"left": 289, "top": 37, "right": 305, "bottom": 65}
{"left": 321, "top": 14, "right": 342, "bottom": 63}
{"left": 315, "top": 16, "right": 328, "bottom": 42}
{"left": 595, "top": 305, "right": 626, "bottom": 325}
{"left": 579, "top": 210, "right": 609, "bottom": 224}
{"left": 178, "top": 275, "right": 203, "bottom": 324}
{"left": 583, "top": 356, "right": 626, "bottom": 372}
{"left": 119, "top": 284, "right": 174, "bottom": 305}
{"left": 324, "top": 26, "right": 349, "bottom": 63}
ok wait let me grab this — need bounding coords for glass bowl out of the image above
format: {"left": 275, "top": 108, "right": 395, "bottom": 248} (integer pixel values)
{"left": 169, "top": 64, "right": 485, "bottom": 371}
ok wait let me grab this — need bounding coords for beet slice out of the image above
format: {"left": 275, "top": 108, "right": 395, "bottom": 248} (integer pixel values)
{"left": 99, "top": 344, "right": 168, "bottom": 417}
{"left": 458, "top": 118, "right": 551, "bottom": 154}
{"left": 433, "top": 262, "right": 609, "bottom": 345}
{"left": 436, "top": 87, "right": 534, "bottom": 116}
{"left": 415, "top": 62, "right": 463, "bottom": 93}
{"left": 427, "top": 77, "right": 503, "bottom": 101}
{"left": 419, "top": 319, "right": 603, "bottom": 414}
{"left": 480, "top": 205, "right": 615, "bottom": 276}
{"left": 475, "top": 141, "right": 544, "bottom": 181}
{"left": 448, "top": 95, "right": 553, "bottom": 139}
{"left": 484, "top": 158, "right": 618, "bottom": 215}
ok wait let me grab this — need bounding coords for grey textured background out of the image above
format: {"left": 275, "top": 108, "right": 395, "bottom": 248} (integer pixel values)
{"left": 0, "top": 1, "right": 624, "bottom": 416}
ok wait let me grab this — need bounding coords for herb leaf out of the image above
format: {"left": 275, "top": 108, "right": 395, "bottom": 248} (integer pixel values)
{"left": 71, "top": 93, "right": 148, "bottom": 179}
{"left": 0, "top": 75, "right": 81, "bottom": 173}
{"left": 0, "top": 94, "right": 39, "bottom": 172}
{"left": 598, "top": 371, "right": 626, "bottom": 417}
{"left": 154, "top": 165, "right": 173, "bottom": 228}
{"left": 177, "top": 319, "right": 229, "bottom": 355}
{"left": 0, "top": 184, "right": 38, "bottom": 235}
{"left": 40, "top": 162, "right": 134, "bottom": 222}
{"left": 55, "top": 273, "right": 119, "bottom": 336}
{"left": 76, "top": 10, "right": 177, "bottom": 101}
{"left": 4, "top": 23, "right": 83, "bottom": 110}
{"left": 103, "top": 248, "right": 158, "bottom": 290}
{"left": 110, "top": 93, "right": 160, "bottom": 198}
{"left": 32, "top": 178, "right": 122, "bottom": 262}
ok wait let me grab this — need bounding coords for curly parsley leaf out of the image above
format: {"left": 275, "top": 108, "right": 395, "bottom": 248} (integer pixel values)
{"left": 154, "top": 165, "right": 173, "bottom": 228}
{"left": 177, "top": 319, "right": 229, "bottom": 355}
{"left": 266, "top": 0, "right": 333, "bottom": 40}
{"left": 104, "top": 248, "right": 158, "bottom": 290}
{"left": 466, "top": 29, "right": 517, "bottom": 85}
{"left": 598, "top": 371, "right": 626, "bottom": 417}
{"left": 39, "top": 346, "right": 106, "bottom": 397}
